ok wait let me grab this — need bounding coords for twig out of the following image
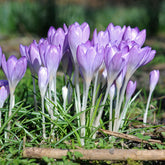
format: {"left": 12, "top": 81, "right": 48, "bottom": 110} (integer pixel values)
{"left": 23, "top": 147, "right": 165, "bottom": 160}
{"left": 99, "top": 129, "right": 164, "bottom": 145}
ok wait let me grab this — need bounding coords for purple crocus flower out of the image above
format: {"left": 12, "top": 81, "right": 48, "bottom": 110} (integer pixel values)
{"left": 91, "top": 29, "right": 109, "bottom": 47}
{"left": 47, "top": 26, "right": 65, "bottom": 54}
{"left": 149, "top": 70, "right": 159, "bottom": 92}
{"left": 38, "top": 67, "right": 49, "bottom": 98}
{"left": 20, "top": 41, "right": 43, "bottom": 75}
{"left": 77, "top": 43, "right": 104, "bottom": 84}
{"left": 68, "top": 22, "right": 90, "bottom": 63}
{"left": 123, "top": 26, "right": 146, "bottom": 47}
{"left": 104, "top": 45, "right": 127, "bottom": 86}
{"left": 39, "top": 43, "right": 61, "bottom": 80}
{"left": 2, "top": 55, "right": 27, "bottom": 94}
{"left": 107, "top": 23, "right": 126, "bottom": 46}
{"left": 29, "top": 43, "right": 42, "bottom": 74}
{"left": 126, "top": 80, "right": 137, "bottom": 101}
{"left": 0, "top": 80, "right": 9, "bottom": 108}
{"left": 126, "top": 45, "right": 156, "bottom": 79}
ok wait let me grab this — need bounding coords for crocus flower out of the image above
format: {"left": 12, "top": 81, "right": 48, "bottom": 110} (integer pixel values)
{"left": 107, "top": 23, "right": 126, "bottom": 46}
{"left": 126, "top": 45, "right": 156, "bottom": 79}
{"left": 20, "top": 41, "right": 43, "bottom": 75}
{"left": 77, "top": 43, "right": 104, "bottom": 84}
{"left": 104, "top": 45, "right": 127, "bottom": 86}
{"left": 123, "top": 26, "right": 146, "bottom": 47}
{"left": 149, "top": 70, "right": 159, "bottom": 93}
{"left": 68, "top": 22, "right": 90, "bottom": 63}
{"left": 2, "top": 55, "right": 27, "bottom": 94}
{"left": 143, "top": 70, "right": 159, "bottom": 124}
{"left": 0, "top": 80, "right": 9, "bottom": 108}
{"left": 39, "top": 43, "right": 61, "bottom": 81}
{"left": 29, "top": 43, "right": 42, "bottom": 74}
{"left": 126, "top": 80, "right": 137, "bottom": 101}
{"left": 91, "top": 29, "right": 109, "bottom": 47}
{"left": 38, "top": 66, "right": 49, "bottom": 139}
{"left": 38, "top": 67, "right": 49, "bottom": 98}
{"left": 47, "top": 26, "right": 65, "bottom": 54}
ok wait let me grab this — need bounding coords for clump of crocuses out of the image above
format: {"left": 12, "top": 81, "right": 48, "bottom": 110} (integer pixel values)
{"left": 0, "top": 22, "right": 159, "bottom": 146}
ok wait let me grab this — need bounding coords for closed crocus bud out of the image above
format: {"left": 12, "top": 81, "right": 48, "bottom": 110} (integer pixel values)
{"left": 29, "top": 43, "right": 42, "bottom": 74}
{"left": 0, "top": 80, "right": 9, "bottom": 108}
{"left": 38, "top": 67, "right": 49, "bottom": 98}
{"left": 149, "top": 70, "right": 159, "bottom": 92}
{"left": 2, "top": 54, "right": 27, "bottom": 94}
{"left": 126, "top": 80, "right": 136, "bottom": 101}
{"left": 62, "top": 86, "right": 68, "bottom": 101}
{"left": 62, "top": 86, "right": 68, "bottom": 110}
{"left": 104, "top": 45, "right": 126, "bottom": 86}
{"left": 68, "top": 22, "right": 90, "bottom": 63}
{"left": 77, "top": 43, "right": 104, "bottom": 84}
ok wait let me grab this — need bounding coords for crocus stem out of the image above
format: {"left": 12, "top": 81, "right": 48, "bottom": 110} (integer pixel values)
{"left": 7, "top": 91, "right": 14, "bottom": 134}
{"left": 113, "top": 87, "right": 120, "bottom": 132}
{"left": 117, "top": 77, "right": 129, "bottom": 118}
{"left": 41, "top": 96, "right": 46, "bottom": 139}
{"left": 116, "top": 99, "right": 129, "bottom": 132}
{"left": 109, "top": 96, "right": 113, "bottom": 131}
{"left": 93, "top": 82, "right": 111, "bottom": 139}
{"left": 80, "top": 81, "right": 90, "bottom": 146}
{"left": 0, "top": 105, "right": 2, "bottom": 127}
{"left": 143, "top": 90, "right": 152, "bottom": 125}
{"left": 53, "top": 74, "right": 57, "bottom": 107}
{"left": 90, "top": 72, "right": 99, "bottom": 120}
{"left": 32, "top": 76, "right": 38, "bottom": 111}
{"left": 75, "top": 63, "right": 81, "bottom": 113}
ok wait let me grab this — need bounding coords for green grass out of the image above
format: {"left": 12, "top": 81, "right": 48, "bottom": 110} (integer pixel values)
{"left": 0, "top": 68, "right": 164, "bottom": 164}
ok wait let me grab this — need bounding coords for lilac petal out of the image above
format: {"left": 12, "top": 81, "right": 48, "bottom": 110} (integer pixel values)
{"left": 126, "top": 80, "right": 137, "bottom": 101}
{"left": 104, "top": 44, "right": 118, "bottom": 67}
{"left": 47, "top": 26, "right": 56, "bottom": 43}
{"left": 92, "top": 46, "right": 104, "bottom": 72}
{"left": 11, "top": 57, "right": 27, "bottom": 89}
{"left": 107, "top": 23, "right": 126, "bottom": 46}
{"left": 7, "top": 55, "right": 18, "bottom": 81}
{"left": 29, "top": 43, "right": 42, "bottom": 74}
{"left": 134, "top": 29, "right": 146, "bottom": 47}
{"left": 68, "top": 25, "right": 83, "bottom": 62}
{"left": 19, "top": 44, "right": 27, "bottom": 57}
{"left": 127, "top": 45, "right": 144, "bottom": 73}
{"left": 81, "top": 22, "right": 90, "bottom": 42}
{"left": 52, "top": 28, "right": 65, "bottom": 48}
{"left": 45, "top": 45, "right": 61, "bottom": 75}
{"left": 106, "top": 53, "right": 126, "bottom": 85}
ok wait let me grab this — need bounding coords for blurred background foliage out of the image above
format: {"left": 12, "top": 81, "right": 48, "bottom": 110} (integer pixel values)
{"left": 0, "top": 0, "right": 165, "bottom": 37}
